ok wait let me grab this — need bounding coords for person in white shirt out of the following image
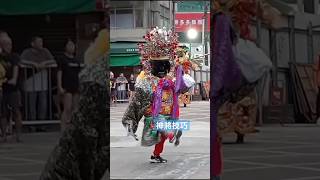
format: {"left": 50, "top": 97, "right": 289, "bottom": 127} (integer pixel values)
{"left": 20, "top": 36, "right": 55, "bottom": 120}
{"left": 116, "top": 73, "right": 128, "bottom": 102}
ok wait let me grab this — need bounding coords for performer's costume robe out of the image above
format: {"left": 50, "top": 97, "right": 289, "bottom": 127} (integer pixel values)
{"left": 210, "top": 12, "right": 256, "bottom": 178}
{"left": 211, "top": 11, "right": 272, "bottom": 178}
{"left": 122, "top": 66, "right": 188, "bottom": 147}
{"left": 218, "top": 91, "right": 257, "bottom": 135}
{"left": 212, "top": 10, "right": 273, "bottom": 137}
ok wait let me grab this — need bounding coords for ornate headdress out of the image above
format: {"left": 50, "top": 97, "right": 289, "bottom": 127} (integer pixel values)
{"left": 175, "top": 47, "right": 192, "bottom": 73}
{"left": 138, "top": 27, "right": 179, "bottom": 72}
{"left": 175, "top": 47, "right": 199, "bottom": 74}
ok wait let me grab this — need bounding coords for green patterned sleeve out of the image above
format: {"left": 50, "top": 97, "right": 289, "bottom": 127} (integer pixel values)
{"left": 122, "top": 87, "right": 151, "bottom": 133}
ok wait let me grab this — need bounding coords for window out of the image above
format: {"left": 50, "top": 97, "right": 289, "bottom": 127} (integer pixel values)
{"left": 135, "top": 9, "right": 144, "bottom": 28}
{"left": 160, "top": 5, "right": 170, "bottom": 27}
{"left": 117, "top": 9, "right": 134, "bottom": 29}
{"left": 164, "top": 7, "right": 170, "bottom": 16}
{"left": 151, "top": 11, "right": 157, "bottom": 27}
{"left": 304, "top": 0, "right": 315, "bottom": 14}
{"left": 111, "top": 7, "right": 144, "bottom": 29}
{"left": 160, "top": 18, "right": 163, "bottom": 28}
{"left": 110, "top": 10, "right": 116, "bottom": 28}
{"left": 160, "top": 6, "right": 165, "bottom": 15}
{"left": 160, "top": 17, "right": 169, "bottom": 28}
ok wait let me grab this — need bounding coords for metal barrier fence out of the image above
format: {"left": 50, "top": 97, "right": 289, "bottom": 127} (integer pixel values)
{"left": 190, "top": 68, "right": 210, "bottom": 84}
{"left": 115, "top": 83, "right": 129, "bottom": 102}
{"left": 112, "top": 68, "right": 211, "bottom": 103}
{"left": 252, "top": 17, "right": 320, "bottom": 106}
{"left": 190, "top": 68, "right": 210, "bottom": 100}
{"left": 17, "top": 63, "right": 59, "bottom": 125}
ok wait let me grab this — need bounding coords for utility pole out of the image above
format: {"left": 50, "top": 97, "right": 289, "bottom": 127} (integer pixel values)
{"left": 172, "top": 0, "right": 175, "bottom": 31}
{"left": 202, "top": 2, "right": 205, "bottom": 65}
{"left": 203, "top": 1, "right": 209, "bottom": 66}
{"left": 256, "top": 0, "right": 261, "bottom": 48}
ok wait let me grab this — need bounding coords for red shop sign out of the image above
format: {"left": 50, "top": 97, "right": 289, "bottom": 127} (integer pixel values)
{"left": 175, "top": 13, "right": 210, "bottom": 32}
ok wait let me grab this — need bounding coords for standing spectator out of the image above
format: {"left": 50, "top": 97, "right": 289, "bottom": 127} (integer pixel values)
{"left": 51, "top": 55, "right": 62, "bottom": 120}
{"left": 128, "top": 74, "right": 135, "bottom": 102}
{"left": 110, "top": 71, "right": 117, "bottom": 105}
{"left": 0, "top": 30, "right": 8, "bottom": 141}
{"left": 52, "top": 90, "right": 62, "bottom": 120}
{"left": 315, "top": 50, "right": 320, "bottom": 122}
{"left": 57, "top": 39, "right": 81, "bottom": 132}
{"left": 0, "top": 31, "right": 22, "bottom": 142}
{"left": 116, "top": 73, "right": 127, "bottom": 102}
{"left": 20, "top": 36, "right": 55, "bottom": 121}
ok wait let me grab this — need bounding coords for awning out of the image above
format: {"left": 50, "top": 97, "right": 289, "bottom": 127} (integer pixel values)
{"left": 0, "top": 0, "right": 96, "bottom": 15}
{"left": 110, "top": 42, "right": 139, "bottom": 54}
{"left": 110, "top": 42, "right": 141, "bottom": 67}
{"left": 110, "top": 54, "right": 141, "bottom": 67}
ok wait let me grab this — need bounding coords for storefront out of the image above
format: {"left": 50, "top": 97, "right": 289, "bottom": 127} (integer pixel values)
{"left": 110, "top": 42, "right": 142, "bottom": 78}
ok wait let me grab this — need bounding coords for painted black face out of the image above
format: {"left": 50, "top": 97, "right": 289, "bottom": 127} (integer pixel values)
{"left": 150, "top": 60, "right": 171, "bottom": 78}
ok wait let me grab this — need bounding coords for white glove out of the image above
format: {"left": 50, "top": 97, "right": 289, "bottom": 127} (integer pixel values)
{"left": 183, "top": 74, "right": 195, "bottom": 88}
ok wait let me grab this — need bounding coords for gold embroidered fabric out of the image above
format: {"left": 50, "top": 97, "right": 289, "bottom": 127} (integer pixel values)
{"left": 144, "top": 89, "right": 174, "bottom": 117}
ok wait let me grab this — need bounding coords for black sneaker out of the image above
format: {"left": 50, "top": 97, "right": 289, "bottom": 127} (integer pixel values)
{"left": 174, "top": 130, "right": 182, "bottom": 146}
{"left": 150, "top": 155, "right": 167, "bottom": 163}
{"left": 236, "top": 134, "right": 244, "bottom": 144}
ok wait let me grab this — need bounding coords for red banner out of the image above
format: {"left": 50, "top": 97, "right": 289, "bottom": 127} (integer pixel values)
{"left": 175, "top": 13, "right": 210, "bottom": 32}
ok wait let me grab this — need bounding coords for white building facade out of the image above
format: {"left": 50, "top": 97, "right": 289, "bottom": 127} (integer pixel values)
{"left": 110, "top": 1, "right": 174, "bottom": 42}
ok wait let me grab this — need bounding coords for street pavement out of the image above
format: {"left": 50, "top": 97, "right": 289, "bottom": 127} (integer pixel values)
{"left": 221, "top": 124, "right": 320, "bottom": 180}
{"left": 0, "top": 132, "right": 58, "bottom": 180}
{"left": 0, "top": 101, "right": 320, "bottom": 180}
{"left": 110, "top": 101, "right": 210, "bottom": 179}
